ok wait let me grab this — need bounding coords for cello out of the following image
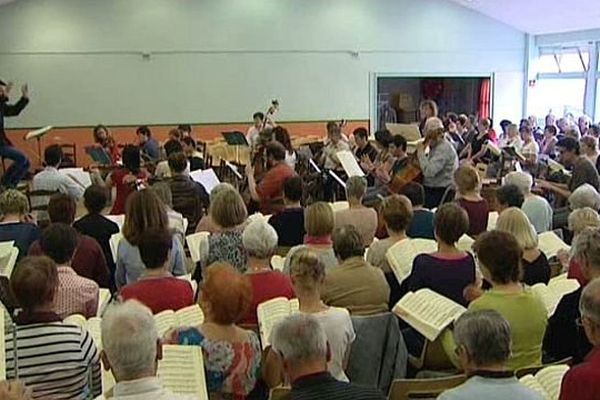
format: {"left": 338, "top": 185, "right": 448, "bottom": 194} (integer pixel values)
{"left": 388, "top": 139, "right": 425, "bottom": 193}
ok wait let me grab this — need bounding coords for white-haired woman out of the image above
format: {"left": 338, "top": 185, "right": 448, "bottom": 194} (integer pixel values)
{"left": 496, "top": 207, "right": 550, "bottom": 285}
{"left": 504, "top": 171, "right": 553, "bottom": 233}
{"left": 240, "top": 219, "right": 295, "bottom": 325}
{"left": 568, "top": 183, "right": 600, "bottom": 211}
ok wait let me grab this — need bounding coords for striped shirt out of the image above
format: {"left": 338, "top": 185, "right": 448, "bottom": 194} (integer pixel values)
{"left": 285, "top": 372, "right": 385, "bottom": 400}
{"left": 5, "top": 314, "right": 102, "bottom": 399}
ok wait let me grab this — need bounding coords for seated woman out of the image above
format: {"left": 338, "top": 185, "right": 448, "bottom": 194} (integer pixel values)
{"left": 115, "top": 189, "right": 186, "bottom": 288}
{"left": 0, "top": 189, "right": 40, "bottom": 260}
{"left": 565, "top": 207, "right": 600, "bottom": 285}
{"left": 120, "top": 228, "right": 194, "bottom": 314}
{"left": 73, "top": 184, "right": 120, "bottom": 290}
{"left": 450, "top": 231, "right": 547, "bottom": 370}
{"left": 105, "top": 145, "right": 150, "bottom": 215}
{"left": 240, "top": 219, "right": 294, "bottom": 325}
{"left": 284, "top": 202, "right": 338, "bottom": 272}
{"left": 199, "top": 188, "right": 249, "bottom": 275}
{"left": 400, "top": 182, "right": 435, "bottom": 239}
{"left": 150, "top": 181, "right": 186, "bottom": 244}
{"left": 92, "top": 124, "right": 120, "bottom": 164}
{"left": 454, "top": 165, "right": 489, "bottom": 236}
{"left": 496, "top": 207, "right": 550, "bottom": 286}
{"left": 366, "top": 194, "right": 413, "bottom": 305}
{"left": 334, "top": 176, "right": 378, "bottom": 246}
{"left": 289, "top": 249, "right": 356, "bottom": 382}
{"left": 195, "top": 182, "right": 242, "bottom": 234}
{"left": 499, "top": 123, "right": 523, "bottom": 151}
{"left": 274, "top": 126, "right": 297, "bottom": 170}
{"left": 408, "top": 203, "right": 476, "bottom": 307}
{"left": 29, "top": 193, "right": 110, "bottom": 289}
{"left": 164, "top": 263, "right": 261, "bottom": 399}
{"left": 495, "top": 184, "right": 525, "bottom": 213}
{"left": 5, "top": 256, "right": 102, "bottom": 399}
{"left": 322, "top": 225, "right": 390, "bottom": 315}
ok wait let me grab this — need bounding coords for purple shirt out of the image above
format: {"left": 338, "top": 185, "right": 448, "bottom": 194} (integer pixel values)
{"left": 408, "top": 252, "right": 476, "bottom": 306}
{"left": 457, "top": 198, "right": 489, "bottom": 236}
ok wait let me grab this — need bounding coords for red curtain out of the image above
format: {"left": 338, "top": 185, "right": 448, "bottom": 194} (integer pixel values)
{"left": 479, "top": 78, "right": 491, "bottom": 119}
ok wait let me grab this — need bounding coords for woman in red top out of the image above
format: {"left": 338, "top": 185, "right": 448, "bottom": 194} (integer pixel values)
{"left": 106, "top": 145, "right": 149, "bottom": 215}
{"left": 119, "top": 228, "right": 193, "bottom": 314}
{"left": 454, "top": 165, "right": 489, "bottom": 236}
{"left": 92, "top": 124, "right": 120, "bottom": 164}
{"left": 240, "top": 219, "right": 294, "bottom": 325}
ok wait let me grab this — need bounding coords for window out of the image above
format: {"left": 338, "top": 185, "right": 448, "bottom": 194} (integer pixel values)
{"left": 537, "top": 49, "right": 589, "bottom": 74}
{"left": 528, "top": 79, "right": 585, "bottom": 118}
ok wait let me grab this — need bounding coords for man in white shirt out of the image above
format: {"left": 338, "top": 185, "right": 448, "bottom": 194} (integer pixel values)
{"left": 246, "top": 111, "right": 265, "bottom": 150}
{"left": 101, "top": 300, "right": 195, "bottom": 399}
{"left": 31, "top": 144, "right": 85, "bottom": 221}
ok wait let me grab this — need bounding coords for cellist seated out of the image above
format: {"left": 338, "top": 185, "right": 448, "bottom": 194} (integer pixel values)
{"left": 363, "top": 134, "right": 409, "bottom": 202}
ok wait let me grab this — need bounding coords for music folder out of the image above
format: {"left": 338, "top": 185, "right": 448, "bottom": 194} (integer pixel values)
{"left": 85, "top": 145, "right": 112, "bottom": 165}
{"left": 386, "top": 123, "right": 421, "bottom": 142}
{"left": 221, "top": 131, "right": 249, "bottom": 147}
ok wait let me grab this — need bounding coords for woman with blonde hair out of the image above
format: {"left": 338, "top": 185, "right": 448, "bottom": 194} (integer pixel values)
{"left": 289, "top": 248, "right": 355, "bottom": 382}
{"left": 454, "top": 164, "right": 489, "bottom": 236}
{"left": 0, "top": 189, "right": 40, "bottom": 260}
{"left": 496, "top": 207, "right": 550, "bottom": 285}
{"left": 283, "top": 202, "right": 337, "bottom": 272}
{"left": 115, "top": 189, "right": 185, "bottom": 288}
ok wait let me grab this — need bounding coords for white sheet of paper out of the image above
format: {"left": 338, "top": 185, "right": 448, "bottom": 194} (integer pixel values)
{"left": 336, "top": 150, "right": 364, "bottom": 177}
{"left": 190, "top": 168, "right": 221, "bottom": 193}
{"left": 59, "top": 168, "right": 92, "bottom": 189}
{"left": 224, "top": 161, "right": 243, "bottom": 179}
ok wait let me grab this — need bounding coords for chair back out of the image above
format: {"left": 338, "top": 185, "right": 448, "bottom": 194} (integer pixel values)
{"left": 408, "top": 337, "right": 455, "bottom": 372}
{"left": 269, "top": 387, "right": 291, "bottom": 400}
{"left": 60, "top": 143, "right": 77, "bottom": 168}
{"left": 388, "top": 375, "right": 467, "bottom": 400}
{"left": 26, "top": 189, "right": 60, "bottom": 213}
{"left": 109, "top": 232, "right": 123, "bottom": 263}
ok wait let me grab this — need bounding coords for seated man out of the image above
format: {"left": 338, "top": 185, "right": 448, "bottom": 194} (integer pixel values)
{"left": 322, "top": 225, "right": 389, "bottom": 315}
{"left": 182, "top": 136, "right": 204, "bottom": 171}
{"left": 136, "top": 125, "right": 160, "bottom": 162}
{"left": 31, "top": 144, "right": 85, "bottom": 222}
{"left": 334, "top": 176, "right": 377, "bottom": 246}
{"left": 353, "top": 127, "right": 378, "bottom": 163}
{"left": 154, "top": 139, "right": 187, "bottom": 179}
{"left": 538, "top": 137, "right": 600, "bottom": 200}
{"left": 120, "top": 229, "right": 194, "bottom": 314}
{"left": 269, "top": 176, "right": 305, "bottom": 247}
{"left": 73, "top": 184, "right": 120, "bottom": 290}
{"left": 270, "top": 313, "right": 385, "bottom": 400}
{"left": 167, "top": 152, "right": 209, "bottom": 235}
{"left": 544, "top": 228, "right": 600, "bottom": 363}
{"left": 400, "top": 182, "right": 434, "bottom": 239}
{"left": 101, "top": 300, "right": 196, "bottom": 399}
{"left": 438, "top": 309, "right": 542, "bottom": 400}
{"left": 39, "top": 223, "right": 99, "bottom": 319}
{"left": 559, "top": 278, "right": 600, "bottom": 400}
{"left": 247, "top": 141, "right": 296, "bottom": 215}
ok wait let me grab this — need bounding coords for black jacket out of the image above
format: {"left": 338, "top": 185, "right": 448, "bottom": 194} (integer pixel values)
{"left": 0, "top": 96, "right": 29, "bottom": 146}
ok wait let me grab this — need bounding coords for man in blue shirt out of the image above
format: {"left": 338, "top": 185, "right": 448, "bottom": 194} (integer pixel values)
{"left": 136, "top": 125, "right": 160, "bottom": 162}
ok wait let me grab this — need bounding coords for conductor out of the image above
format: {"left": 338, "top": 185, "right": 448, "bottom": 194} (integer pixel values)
{"left": 0, "top": 80, "right": 30, "bottom": 188}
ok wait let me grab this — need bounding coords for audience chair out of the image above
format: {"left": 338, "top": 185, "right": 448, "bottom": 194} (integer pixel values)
{"left": 26, "top": 188, "right": 60, "bottom": 214}
{"left": 514, "top": 358, "right": 573, "bottom": 378}
{"left": 387, "top": 374, "right": 467, "bottom": 400}
{"left": 408, "top": 338, "right": 456, "bottom": 372}
{"left": 59, "top": 143, "right": 77, "bottom": 168}
{"left": 197, "top": 140, "right": 207, "bottom": 159}
{"left": 268, "top": 387, "right": 291, "bottom": 400}
{"left": 274, "top": 246, "right": 292, "bottom": 258}
{"left": 109, "top": 232, "right": 123, "bottom": 264}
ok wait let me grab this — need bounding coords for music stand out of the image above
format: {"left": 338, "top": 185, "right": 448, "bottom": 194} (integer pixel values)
{"left": 221, "top": 131, "right": 248, "bottom": 164}
{"left": 24, "top": 125, "right": 53, "bottom": 163}
{"left": 84, "top": 145, "right": 112, "bottom": 165}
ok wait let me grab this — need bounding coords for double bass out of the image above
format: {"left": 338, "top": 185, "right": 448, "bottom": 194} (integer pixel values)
{"left": 388, "top": 139, "right": 424, "bottom": 193}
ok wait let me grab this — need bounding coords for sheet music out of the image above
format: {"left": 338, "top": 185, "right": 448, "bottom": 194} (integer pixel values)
{"left": 174, "top": 305, "right": 204, "bottom": 327}
{"left": 60, "top": 168, "right": 92, "bottom": 189}
{"left": 154, "top": 311, "right": 176, "bottom": 338}
{"left": 24, "top": 125, "right": 52, "bottom": 141}
{"left": 336, "top": 150, "right": 365, "bottom": 177}
{"left": 538, "top": 231, "right": 570, "bottom": 258}
{"left": 159, "top": 345, "right": 209, "bottom": 398}
{"left": 328, "top": 170, "right": 346, "bottom": 189}
{"left": 257, "top": 297, "right": 295, "bottom": 349}
{"left": 190, "top": 168, "right": 221, "bottom": 193}
{"left": 536, "top": 365, "right": 569, "bottom": 400}
{"left": 270, "top": 255, "right": 285, "bottom": 272}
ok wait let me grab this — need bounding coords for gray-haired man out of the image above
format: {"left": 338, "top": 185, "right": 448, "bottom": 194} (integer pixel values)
{"left": 438, "top": 309, "right": 542, "bottom": 400}
{"left": 271, "top": 313, "right": 384, "bottom": 400}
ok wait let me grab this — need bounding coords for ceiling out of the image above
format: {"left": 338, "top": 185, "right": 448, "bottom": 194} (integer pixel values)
{"left": 449, "top": 0, "right": 600, "bottom": 35}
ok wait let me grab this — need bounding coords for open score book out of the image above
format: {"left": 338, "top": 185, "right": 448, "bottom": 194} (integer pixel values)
{"left": 519, "top": 364, "right": 569, "bottom": 400}
{"left": 392, "top": 289, "right": 466, "bottom": 342}
{"left": 257, "top": 297, "right": 299, "bottom": 349}
{"left": 530, "top": 274, "right": 580, "bottom": 317}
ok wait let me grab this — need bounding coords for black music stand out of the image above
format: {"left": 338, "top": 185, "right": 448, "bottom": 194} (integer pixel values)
{"left": 85, "top": 145, "right": 112, "bottom": 165}
{"left": 222, "top": 131, "right": 248, "bottom": 163}
{"left": 24, "top": 126, "right": 52, "bottom": 164}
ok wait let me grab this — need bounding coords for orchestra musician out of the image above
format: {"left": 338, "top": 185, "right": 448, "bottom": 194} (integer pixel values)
{"left": 0, "top": 80, "right": 30, "bottom": 188}
{"left": 92, "top": 124, "right": 120, "bottom": 164}
{"left": 353, "top": 127, "right": 379, "bottom": 164}
{"left": 136, "top": 125, "right": 160, "bottom": 162}
{"left": 418, "top": 100, "right": 438, "bottom": 134}
{"left": 416, "top": 117, "right": 459, "bottom": 209}
{"left": 245, "top": 141, "right": 296, "bottom": 215}
{"left": 363, "top": 134, "right": 409, "bottom": 201}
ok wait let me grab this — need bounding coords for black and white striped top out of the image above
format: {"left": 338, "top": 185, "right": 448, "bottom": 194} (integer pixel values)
{"left": 5, "top": 321, "right": 102, "bottom": 399}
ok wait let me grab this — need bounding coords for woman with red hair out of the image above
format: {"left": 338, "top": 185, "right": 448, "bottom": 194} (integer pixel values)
{"left": 164, "top": 263, "right": 261, "bottom": 398}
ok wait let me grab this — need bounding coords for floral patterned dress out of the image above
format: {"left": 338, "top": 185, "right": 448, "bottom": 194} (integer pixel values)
{"left": 165, "top": 327, "right": 261, "bottom": 399}
{"left": 206, "top": 231, "right": 248, "bottom": 272}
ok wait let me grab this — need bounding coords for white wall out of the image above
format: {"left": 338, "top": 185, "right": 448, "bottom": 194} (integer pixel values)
{"left": 0, "top": 0, "right": 526, "bottom": 127}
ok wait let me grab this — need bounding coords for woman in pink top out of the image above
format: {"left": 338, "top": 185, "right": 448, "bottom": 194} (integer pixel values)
{"left": 240, "top": 219, "right": 294, "bottom": 325}
{"left": 334, "top": 176, "right": 378, "bottom": 246}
